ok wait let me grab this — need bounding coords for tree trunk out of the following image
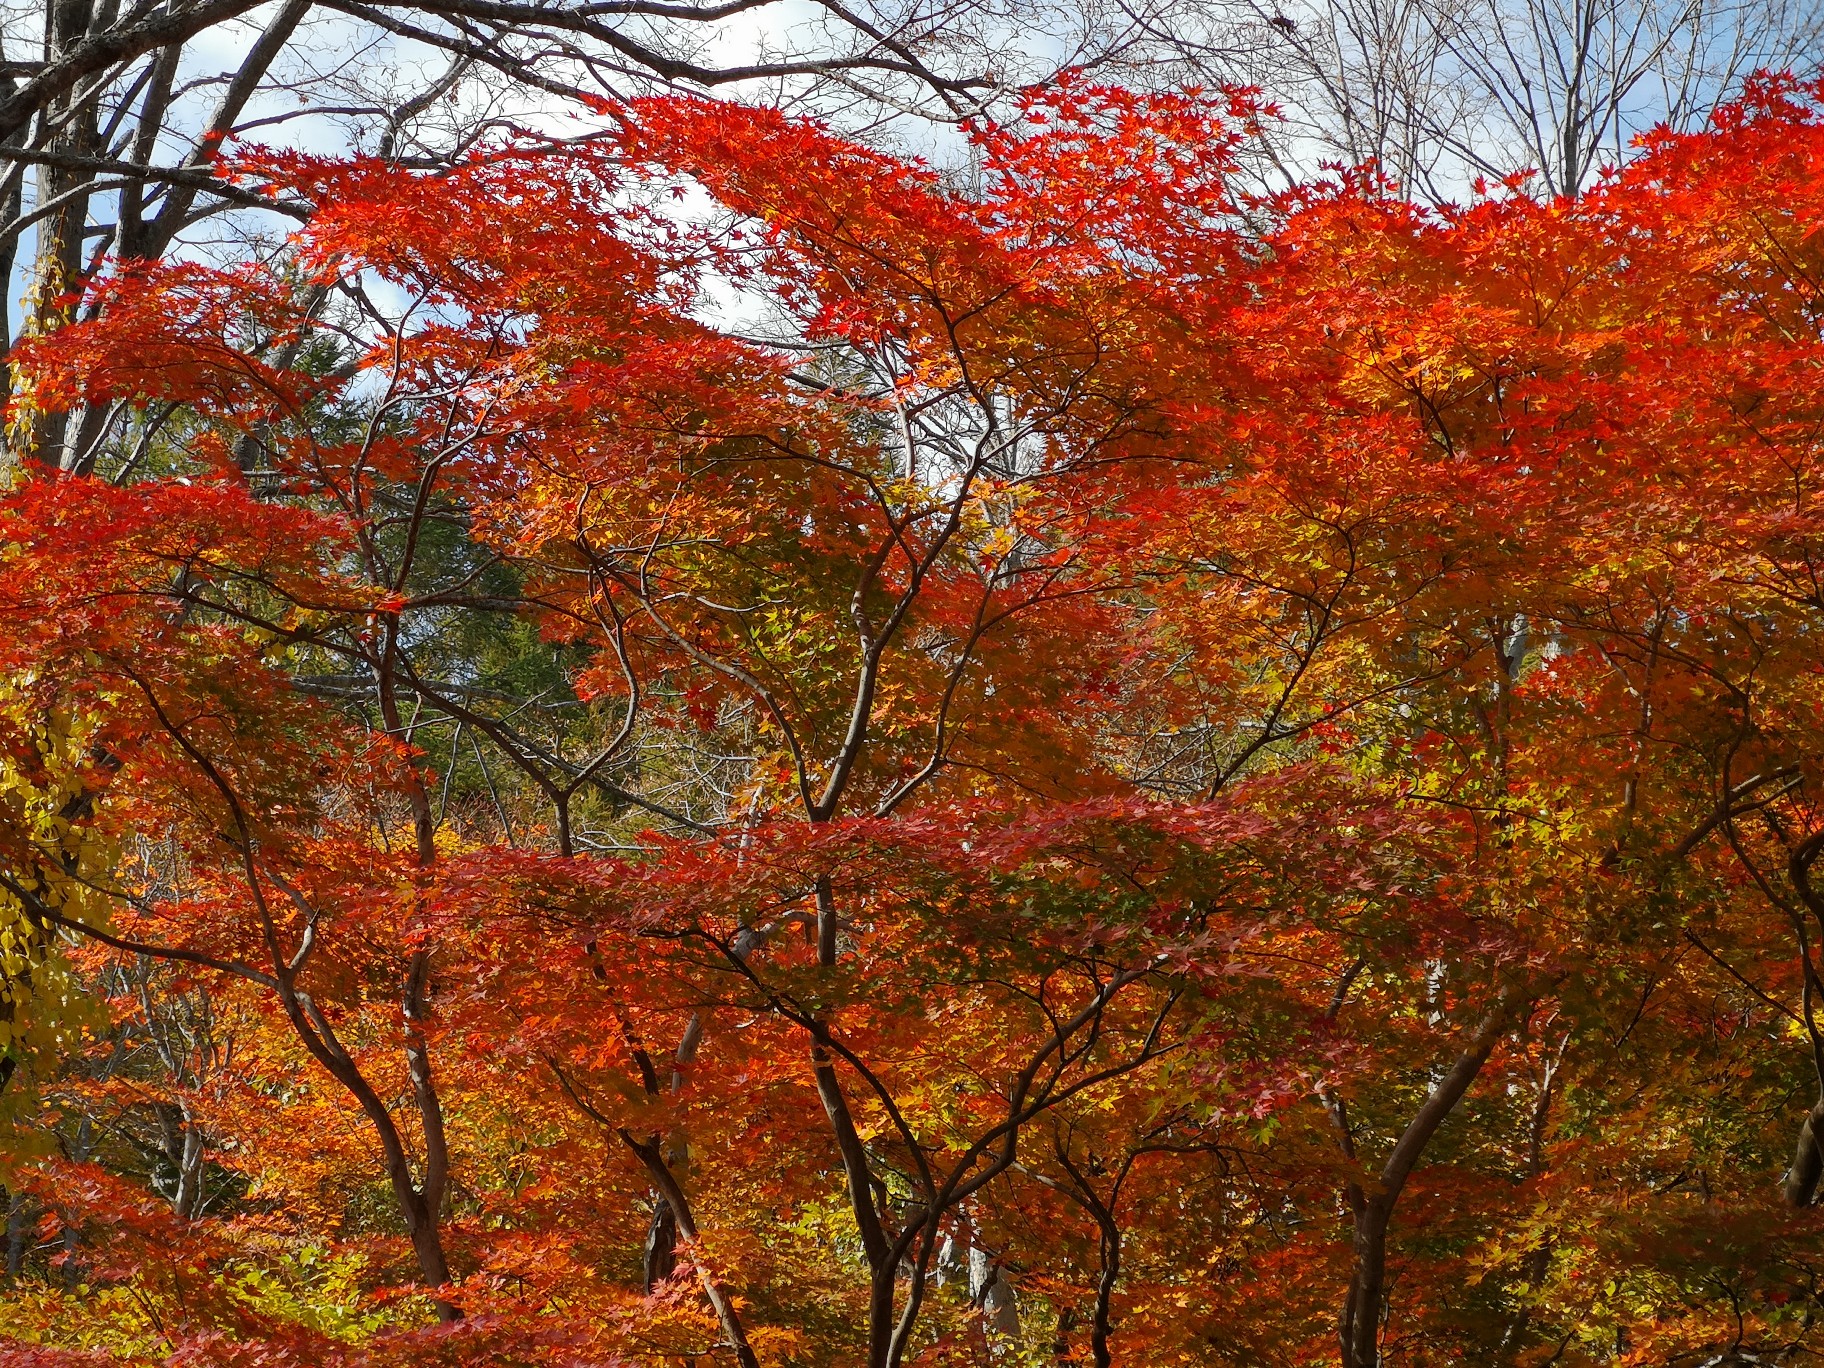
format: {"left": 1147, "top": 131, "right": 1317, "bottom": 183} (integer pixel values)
{"left": 1784, "top": 1094, "right": 1824, "bottom": 1207}
{"left": 1333, "top": 990, "right": 1517, "bottom": 1368}
{"left": 620, "top": 1129, "right": 760, "bottom": 1368}
{"left": 4, "top": 1189, "right": 28, "bottom": 1279}
{"left": 643, "top": 1196, "right": 678, "bottom": 1291}
{"left": 1340, "top": 1200, "right": 1390, "bottom": 1368}
{"left": 23, "top": 0, "right": 101, "bottom": 470}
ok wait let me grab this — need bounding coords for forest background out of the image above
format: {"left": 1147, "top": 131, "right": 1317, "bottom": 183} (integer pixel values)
{"left": 4, "top": 0, "right": 1824, "bottom": 1365}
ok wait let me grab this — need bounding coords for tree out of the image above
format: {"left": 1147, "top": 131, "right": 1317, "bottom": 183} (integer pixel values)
{"left": 1235, "top": 0, "right": 1824, "bottom": 199}
{"left": 6, "top": 68, "right": 1824, "bottom": 1368}
{"left": 3, "top": 0, "right": 1205, "bottom": 483}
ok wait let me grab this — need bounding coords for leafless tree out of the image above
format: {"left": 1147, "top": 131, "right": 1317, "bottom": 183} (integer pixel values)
{"left": 1223, "top": 0, "right": 1823, "bottom": 201}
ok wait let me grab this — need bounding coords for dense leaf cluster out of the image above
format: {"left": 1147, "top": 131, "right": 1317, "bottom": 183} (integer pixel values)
{"left": 3, "top": 74, "right": 1824, "bottom": 1368}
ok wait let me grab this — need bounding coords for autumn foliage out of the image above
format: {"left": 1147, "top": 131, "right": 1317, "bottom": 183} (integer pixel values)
{"left": 4, "top": 71, "right": 1824, "bottom": 1368}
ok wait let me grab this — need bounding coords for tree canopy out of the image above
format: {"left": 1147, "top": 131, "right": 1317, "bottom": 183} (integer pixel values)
{"left": 4, "top": 66, "right": 1824, "bottom": 1368}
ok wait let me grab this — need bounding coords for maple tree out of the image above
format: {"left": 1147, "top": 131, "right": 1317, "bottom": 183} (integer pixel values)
{"left": 3, "top": 66, "right": 1824, "bottom": 1368}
